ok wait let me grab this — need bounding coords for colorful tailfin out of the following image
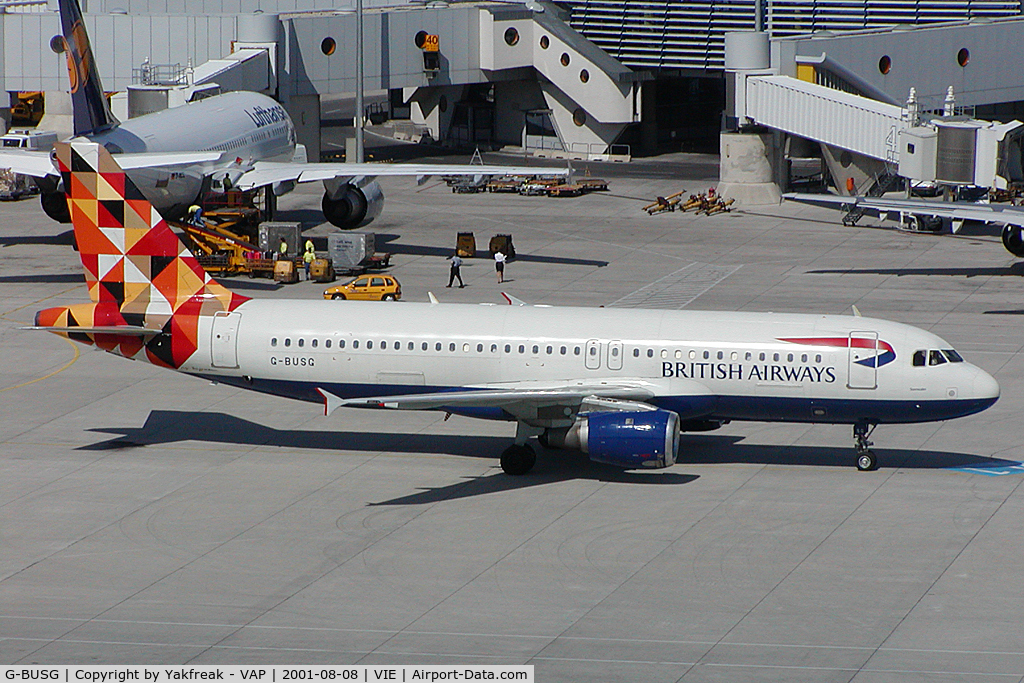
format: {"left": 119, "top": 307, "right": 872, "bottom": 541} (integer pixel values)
{"left": 58, "top": 0, "right": 118, "bottom": 136}
{"left": 34, "top": 141, "right": 249, "bottom": 368}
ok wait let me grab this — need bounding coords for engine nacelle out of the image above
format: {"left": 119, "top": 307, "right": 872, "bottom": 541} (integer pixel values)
{"left": 322, "top": 180, "right": 384, "bottom": 229}
{"left": 546, "top": 410, "right": 680, "bottom": 469}
{"left": 40, "top": 190, "right": 71, "bottom": 224}
{"left": 1003, "top": 224, "right": 1024, "bottom": 257}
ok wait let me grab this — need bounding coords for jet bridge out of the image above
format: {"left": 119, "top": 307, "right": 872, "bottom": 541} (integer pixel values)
{"left": 722, "top": 31, "right": 1024, "bottom": 203}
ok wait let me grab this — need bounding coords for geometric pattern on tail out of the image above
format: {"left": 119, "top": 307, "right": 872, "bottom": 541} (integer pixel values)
{"left": 44, "top": 141, "right": 249, "bottom": 368}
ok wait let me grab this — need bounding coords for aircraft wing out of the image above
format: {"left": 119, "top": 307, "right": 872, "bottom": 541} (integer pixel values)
{"left": 0, "top": 150, "right": 58, "bottom": 178}
{"left": 317, "top": 381, "right": 662, "bottom": 419}
{"left": 236, "top": 160, "right": 568, "bottom": 191}
{"left": 785, "top": 192, "right": 1024, "bottom": 227}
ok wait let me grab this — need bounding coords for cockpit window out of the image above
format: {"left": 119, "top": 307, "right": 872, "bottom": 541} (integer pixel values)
{"left": 929, "top": 350, "right": 947, "bottom": 366}
{"left": 913, "top": 350, "right": 926, "bottom": 367}
{"left": 942, "top": 349, "right": 964, "bottom": 363}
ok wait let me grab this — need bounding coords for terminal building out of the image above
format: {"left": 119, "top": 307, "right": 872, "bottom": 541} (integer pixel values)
{"left": 1, "top": 0, "right": 1024, "bottom": 192}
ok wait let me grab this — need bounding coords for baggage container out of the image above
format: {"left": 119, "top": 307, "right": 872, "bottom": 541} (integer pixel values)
{"left": 259, "top": 222, "right": 302, "bottom": 257}
{"left": 310, "top": 257, "right": 335, "bottom": 282}
{"left": 273, "top": 259, "right": 299, "bottom": 283}
{"left": 489, "top": 234, "right": 515, "bottom": 259}
{"left": 328, "top": 232, "right": 376, "bottom": 272}
{"left": 456, "top": 232, "right": 476, "bottom": 258}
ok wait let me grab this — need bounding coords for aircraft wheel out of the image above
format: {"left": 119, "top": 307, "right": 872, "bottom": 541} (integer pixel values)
{"left": 500, "top": 444, "right": 536, "bottom": 475}
{"left": 332, "top": 293, "right": 346, "bottom": 300}
{"left": 857, "top": 450, "right": 877, "bottom": 472}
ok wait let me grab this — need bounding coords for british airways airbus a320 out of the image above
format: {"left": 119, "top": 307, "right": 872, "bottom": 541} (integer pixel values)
{"left": 0, "top": 0, "right": 566, "bottom": 229}
{"left": 29, "top": 139, "right": 1000, "bottom": 474}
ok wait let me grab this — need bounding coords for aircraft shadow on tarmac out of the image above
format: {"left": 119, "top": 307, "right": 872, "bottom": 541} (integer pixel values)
{"left": 79, "top": 411, "right": 1014, "bottom": 503}
{"left": 807, "top": 263, "right": 1024, "bottom": 277}
{"left": 0, "top": 229, "right": 76, "bottom": 247}
{"left": 374, "top": 234, "right": 608, "bottom": 268}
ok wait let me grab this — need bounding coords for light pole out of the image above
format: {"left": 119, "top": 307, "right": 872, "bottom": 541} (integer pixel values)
{"left": 355, "top": 0, "right": 365, "bottom": 163}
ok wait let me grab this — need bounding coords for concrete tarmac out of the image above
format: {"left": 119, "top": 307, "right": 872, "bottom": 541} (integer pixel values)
{"left": 2, "top": 163, "right": 1024, "bottom": 681}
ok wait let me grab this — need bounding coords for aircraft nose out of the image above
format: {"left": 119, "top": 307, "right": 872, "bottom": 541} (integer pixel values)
{"left": 972, "top": 367, "right": 1000, "bottom": 401}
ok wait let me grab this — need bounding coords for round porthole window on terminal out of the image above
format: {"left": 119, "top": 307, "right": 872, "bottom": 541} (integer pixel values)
{"left": 50, "top": 35, "right": 66, "bottom": 54}
{"left": 957, "top": 48, "right": 970, "bottom": 67}
{"left": 504, "top": 27, "right": 519, "bottom": 46}
{"left": 580, "top": 69, "right": 590, "bottom": 83}
{"left": 878, "top": 55, "right": 891, "bottom": 74}
{"left": 573, "top": 107, "right": 587, "bottom": 127}
{"left": 540, "top": 35, "right": 549, "bottom": 49}
{"left": 415, "top": 30, "right": 428, "bottom": 48}
{"left": 439, "top": 95, "right": 448, "bottom": 113}
{"left": 560, "top": 52, "right": 570, "bottom": 67}
{"left": 321, "top": 37, "right": 336, "bottom": 56}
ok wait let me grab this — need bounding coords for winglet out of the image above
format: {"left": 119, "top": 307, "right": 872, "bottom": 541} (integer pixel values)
{"left": 851, "top": 304, "right": 862, "bottom": 317}
{"left": 428, "top": 291, "right": 440, "bottom": 304}
{"left": 501, "top": 292, "right": 527, "bottom": 306}
{"left": 317, "top": 387, "right": 347, "bottom": 417}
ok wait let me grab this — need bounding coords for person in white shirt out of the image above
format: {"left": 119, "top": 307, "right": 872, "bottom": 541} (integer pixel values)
{"left": 494, "top": 250, "right": 506, "bottom": 283}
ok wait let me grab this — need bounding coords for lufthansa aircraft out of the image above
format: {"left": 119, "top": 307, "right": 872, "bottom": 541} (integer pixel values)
{"left": 29, "top": 140, "right": 1001, "bottom": 474}
{"left": 0, "top": 0, "right": 566, "bottom": 229}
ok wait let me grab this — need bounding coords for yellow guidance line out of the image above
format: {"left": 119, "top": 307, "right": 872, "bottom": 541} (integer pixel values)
{"left": 0, "top": 284, "right": 85, "bottom": 393}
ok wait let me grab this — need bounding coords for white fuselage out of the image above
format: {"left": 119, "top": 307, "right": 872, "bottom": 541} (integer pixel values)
{"left": 88, "top": 91, "right": 295, "bottom": 213}
{"left": 178, "top": 301, "right": 1000, "bottom": 427}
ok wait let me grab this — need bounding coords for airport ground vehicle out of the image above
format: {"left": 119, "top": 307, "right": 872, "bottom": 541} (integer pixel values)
{"left": 323, "top": 275, "right": 402, "bottom": 301}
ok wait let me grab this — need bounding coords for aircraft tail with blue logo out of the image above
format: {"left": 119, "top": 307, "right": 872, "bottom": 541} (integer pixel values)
{"left": 58, "top": 0, "right": 118, "bottom": 136}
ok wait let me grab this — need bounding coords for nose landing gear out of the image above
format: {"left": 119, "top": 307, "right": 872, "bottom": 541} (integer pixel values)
{"left": 854, "top": 422, "right": 877, "bottom": 471}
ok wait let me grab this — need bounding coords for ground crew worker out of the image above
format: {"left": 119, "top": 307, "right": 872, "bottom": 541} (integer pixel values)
{"left": 303, "top": 239, "right": 316, "bottom": 280}
{"left": 278, "top": 237, "right": 288, "bottom": 260}
{"left": 187, "top": 204, "right": 203, "bottom": 226}
{"left": 447, "top": 252, "right": 465, "bottom": 288}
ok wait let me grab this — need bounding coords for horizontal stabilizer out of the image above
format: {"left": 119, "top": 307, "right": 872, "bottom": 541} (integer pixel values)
{"left": 21, "top": 325, "right": 162, "bottom": 335}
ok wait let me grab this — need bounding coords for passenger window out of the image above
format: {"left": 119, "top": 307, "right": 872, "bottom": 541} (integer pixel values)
{"left": 575, "top": 347, "right": 581, "bottom": 356}
{"left": 311, "top": 339, "right": 318, "bottom": 348}
{"left": 271, "top": 338, "right": 278, "bottom": 347}
{"left": 689, "top": 350, "right": 696, "bottom": 359}
{"left": 353, "top": 340, "right": 359, "bottom": 349}
{"left": 491, "top": 344, "right": 498, "bottom": 353}
{"left": 786, "top": 353, "right": 793, "bottom": 362}
{"left": 505, "top": 344, "right": 511, "bottom": 353}
{"left": 800, "top": 354, "right": 807, "bottom": 362}
{"left": 367, "top": 341, "right": 374, "bottom": 349}
{"left": 913, "top": 350, "right": 926, "bottom": 367}
{"left": 284, "top": 338, "right": 291, "bottom": 347}
{"left": 298, "top": 339, "right": 304, "bottom": 348}
{"left": 394, "top": 341, "right": 400, "bottom": 350}
{"left": 731, "top": 352, "right": 738, "bottom": 361}
{"left": 633, "top": 348, "right": 640, "bottom": 357}
{"left": 337, "top": 340, "right": 344, "bottom": 349}
{"left": 612, "top": 347, "right": 620, "bottom": 357}
{"left": 408, "top": 342, "right": 414, "bottom": 350}
{"left": 675, "top": 350, "right": 682, "bottom": 359}
{"left": 646, "top": 349, "right": 653, "bottom": 358}
{"left": 815, "top": 354, "right": 821, "bottom": 363}
{"left": 546, "top": 345, "right": 553, "bottom": 354}
{"left": 533, "top": 345, "right": 539, "bottom": 354}
{"left": 477, "top": 343, "right": 484, "bottom": 352}
{"left": 661, "top": 349, "right": 667, "bottom": 359}
{"left": 354, "top": 278, "right": 368, "bottom": 288}
{"left": 519, "top": 345, "right": 525, "bottom": 354}
{"left": 449, "top": 343, "right": 456, "bottom": 352}
{"left": 773, "top": 353, "right": 780, "bottom": 361}
{"left": 589, "top": 346, "right": 597, "bottom": 356}
{"left": 561, "top": 346, "right": 567, "bottom": 355}
{"left": 717, "top": 351, "right": 724, "bottom": 360}
{"left": 929, "top": 350, "right": 947, "bottom": 366}
{"left": 422, "top": 342, "right": 428, "bottom": 351}
{"left": 370, "top": 277, "right": 385, "bottom": 287}
{"left": 703, "top": 351, "right": 709, "bottom": 360}
{"left": 435, "top": 342, "right": 442, "bottom": 351}
{"left": 464, "top": 343, "right": 470, "bottom": 352}
{"left": 759, "top": 352, "right": 765, "bottom": 361}
{"left": 326, "top": 339, "right": 332, "bottom": 348}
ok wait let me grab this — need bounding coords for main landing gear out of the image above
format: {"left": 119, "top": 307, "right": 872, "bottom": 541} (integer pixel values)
{"left": 854, "top": 422, "right": 877, "bottom": 471}
{"left": 500, "top": 422, "right": 543, "bottom": 475}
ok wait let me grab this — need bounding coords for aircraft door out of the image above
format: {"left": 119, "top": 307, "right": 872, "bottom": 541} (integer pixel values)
{"left": 847, "top": 331, "right": 878, "bottom": 389}
{"left": 607, "top": 340, "right": 623, "bottom": 371}
{"left": 211, "top": 312, "right": 241, "bottom": 368}
{"left": 585, "top": 339, "right": 602, "bottom": 370}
